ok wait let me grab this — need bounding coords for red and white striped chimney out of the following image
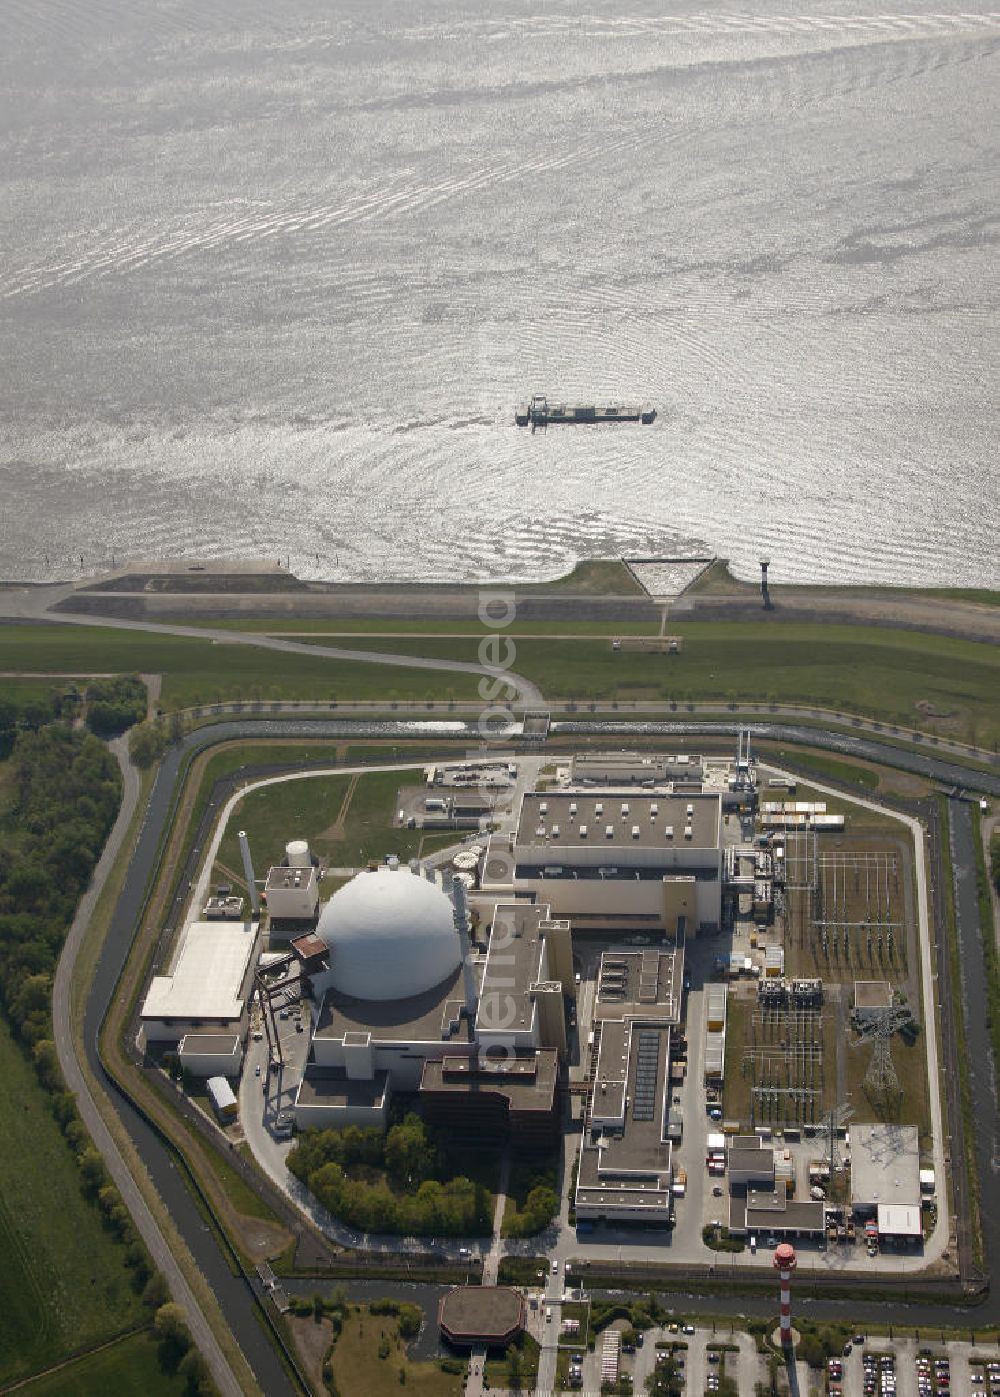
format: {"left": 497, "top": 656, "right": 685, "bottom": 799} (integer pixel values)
{"left": 773, "top": 1242, "right": 797, "bottom": 1346}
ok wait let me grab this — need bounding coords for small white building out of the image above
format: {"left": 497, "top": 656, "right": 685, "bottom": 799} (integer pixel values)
{"left": 265, "top": 864, "right": 320, "bottom": 923}
{"left": 207, "top": 1075, "right": 238, "bottom": 1121}
{"left": 877, "top": 1203, "right": 922, "bottom": 1240}
{"left": 764, "top": 945, "right": 785, "bottom": 978}
{"left": 177, "top": 1032, "right": 243, "bottom": 1077}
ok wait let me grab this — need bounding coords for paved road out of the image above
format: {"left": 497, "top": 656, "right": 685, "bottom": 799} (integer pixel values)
{"left": 51, "top": 737, "right": 246, "bottom": 1397}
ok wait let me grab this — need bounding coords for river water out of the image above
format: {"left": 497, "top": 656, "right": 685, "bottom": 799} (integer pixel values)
{"left": 0, "top": 0, "right": 997, "bottom": 586}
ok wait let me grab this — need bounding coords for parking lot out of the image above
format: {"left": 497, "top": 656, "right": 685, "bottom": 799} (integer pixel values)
{"left": 552, "top": 1320, "right": 764, "bottom": 1395}
{"left": 825, "top": 1335, "right": 1000, "bottom": 1397}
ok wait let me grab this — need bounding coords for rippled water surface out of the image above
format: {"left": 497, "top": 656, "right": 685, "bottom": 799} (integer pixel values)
{"left": 0, "top": 0, "right": 997, "bottom": 585}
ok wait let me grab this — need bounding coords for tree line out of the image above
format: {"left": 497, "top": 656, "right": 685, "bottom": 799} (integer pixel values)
{"left": 0, "top": 724, "right": 121, "bottom": 1041}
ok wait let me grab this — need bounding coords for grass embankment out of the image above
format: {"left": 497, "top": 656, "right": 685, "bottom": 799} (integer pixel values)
{"left": 770, "top": 751, "right": 880, "bottom": 791}
{"left": 17, "top": 1330, "right": 187, "bottom": 1396}
{"left": 214, "top": 766, "right": 457, "bottom": 881}
{"left": 325, "top": 624, "right": 1000, "bottom": 747}
{"left": 938, "top": 797, "right": 983, "bottom": 1271}
{"left": 516, "top": 558, "right": 646, "bottom": 594}
{"left": 689, "top": 560, "right": 1000, "bottom": 607}
{"left": 327, "top": 1305, "right": 463, "bottom": 1397}
{"left": 918, "top": 588, "right": 1000, "bottom": 607}
{"left": 972, "top": 810, "right": 1000, "bottom": 1104}
{"left": 0, "top": 625, "right": 480, "bottom": 710}
{"left": 181, "top": 618, "right": 658, "bottom": 635}
{"left": 0, "top": 1019, "right": 144, "bottom": 1388}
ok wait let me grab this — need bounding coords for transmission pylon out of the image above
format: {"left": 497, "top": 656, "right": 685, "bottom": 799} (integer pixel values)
{"left": 861, "top": 1006, "right": 909, "bottom": 1112}
{"left": 820, "top": 1104, "right": 853, "bottom": 1171}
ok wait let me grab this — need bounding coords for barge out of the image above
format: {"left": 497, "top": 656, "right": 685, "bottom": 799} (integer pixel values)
{"left": 515, "top": 395, "right": 656, "bottom": 428}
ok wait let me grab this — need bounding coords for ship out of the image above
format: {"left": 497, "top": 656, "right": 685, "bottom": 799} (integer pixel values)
{"left": 515, "top": 395, "right": 656, "bottom": 428}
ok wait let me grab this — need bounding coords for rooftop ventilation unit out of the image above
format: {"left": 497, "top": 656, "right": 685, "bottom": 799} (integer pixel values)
{"left": 665, "top": 825, "right": 674, "bottom": 839}
{"left": 684, "top": 826, "right": 693, "bottom": 840}
{"left": 631, "top": 825, "right": 640, "bottom": 839}
{"left": 595, "top": 802, "right": 604, "bottom": 814}
{"left": 579, "top": 824, "right": 588, "bottom": 838}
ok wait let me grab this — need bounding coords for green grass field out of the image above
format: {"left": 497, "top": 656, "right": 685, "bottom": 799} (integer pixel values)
{"left": 0, "top": 1021, "right": 144, "bottom": 1387}
{"left": 330, "top": 623, "right": 1000, "bottom": 745}
{"left": 0, "top": 626, "right": 480, "bottom": 710}
{"left": 17, "top": 1330, "right": 185, "bottom": 1396}
{"left": 214, "top": 767, "right": 455, "bottom": 881}
{"left": 329, "top": 1307, "right": 463, "bottom": 1397}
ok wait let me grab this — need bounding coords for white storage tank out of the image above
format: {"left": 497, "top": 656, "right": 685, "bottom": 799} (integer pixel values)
{"left": 286, "top": 840, "right": 311, "bottom": 868}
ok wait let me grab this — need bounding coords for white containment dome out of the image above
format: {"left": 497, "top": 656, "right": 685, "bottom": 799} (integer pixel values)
{"left": 286, "top": 840, "right": 311, "bottom": 868}
{"left": 316, "top": 866, "right": 461, "bottom": 1002}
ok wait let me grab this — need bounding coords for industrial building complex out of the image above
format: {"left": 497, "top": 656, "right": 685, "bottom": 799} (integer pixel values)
{"left": 138, "top": 731, "right": 947, "bottom": 1292}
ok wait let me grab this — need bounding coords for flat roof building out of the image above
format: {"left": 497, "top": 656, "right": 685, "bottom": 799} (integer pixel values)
{"left": 140, "top": 920, "right": 258, "bottom": 1044}
{"left": 576, "top": 942, "right": 683, "bottom": 1223}
{"left": 571, "top": 751, "right": 704, "bottom": 787}
{"left": 728, "top": 1181, "right": 826, "bottom": 1238}
{"left": 475, "top": 902, "right": 573, "bottom": 1059}
{"left": 265, "top": 863, "right": 319, "bottom": 927}
{"left": 420, "top": 1049, "right": 559, "bottom": 1147}
{"left": 728, "top": 1142, "right": 776, "bottom": 1188}
{"left": 576, "top": 1019, "right": 675, "bottom": 1222}
{"left": 851, "top": 1123, "right": 921, "bottom": 1214}
{"left": 877, "top": 1203, "right": 923, "bottom": 1240}
{"left": 593, "top": 946, "right": 682, "bottom": 1025}
{"left": 293, "top": 1067, "right": 390, "bottom": 1131}
{"left": 512, "top": 790, "right": 722, "bottom": 933}
{"left": 177, "top": 1032, "right": 244, "bottom": 1078}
